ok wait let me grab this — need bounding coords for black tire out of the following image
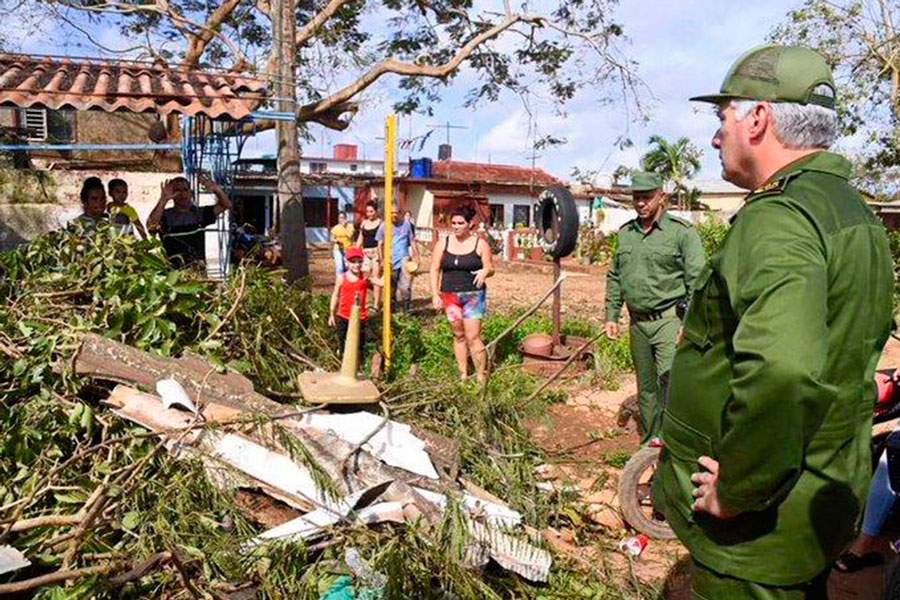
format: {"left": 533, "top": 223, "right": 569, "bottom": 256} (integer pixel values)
{"left": 537, "top": 186, "right": 579, "bottom": 258}
{"left": 618, "top": 446, "right": 676, "bottom": 540}
{"left": 886, "top": 558, "right": 900, "bottom": 600}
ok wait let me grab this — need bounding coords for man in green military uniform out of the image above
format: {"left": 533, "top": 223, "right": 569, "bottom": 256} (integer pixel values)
{"left": 604, "top": 172, "right": 705, "bottom": 445}
{"left": 652, "top": 45, "right": 894, "bottom": 599}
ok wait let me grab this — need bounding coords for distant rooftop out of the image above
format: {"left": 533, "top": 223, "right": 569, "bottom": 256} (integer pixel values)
{"left": 0, "top": 53, "right": 268, "bottom": 119}
{"left": 432, "top": 160, "right": 559, "bottom": 186}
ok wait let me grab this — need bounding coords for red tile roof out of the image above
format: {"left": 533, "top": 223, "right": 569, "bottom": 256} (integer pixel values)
{"left": 0, "top": 54, "right": 268, "bottom": 120}
{"left": 432, "top": 160, "right": 560, "bottom": 186}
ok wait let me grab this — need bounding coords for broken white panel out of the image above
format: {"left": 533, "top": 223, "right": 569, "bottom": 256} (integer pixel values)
{"left": 0, "top": 545, "right": 30, "bottom": 576}
{"left": 156, "top": 378, "right": 198, "bottom": 414}
{"left": 107, "top": 387, "right": 341, "bottom": 513}
{"left": 244, "top": 497, "right": 357, "bottom": 548}
{"left": 298, "top": 412, "right": 438, "bottom": 479}
{"left": 468, "top": 520, "right": 552, "bottom": 583}
{"left": 212, "top": 433, "right": 340, "bottom": 509}
{"left": 354, "top": 501, "right": 406, "bottom": 526}
{"left": 412, "top": 487, "right": 522, "bottom": 528}
{"left": 246, "top": 499, "right": 406, "bottom": 550}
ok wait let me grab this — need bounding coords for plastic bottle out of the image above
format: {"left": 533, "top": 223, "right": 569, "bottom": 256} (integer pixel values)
{"left": 345, "top": 548, "right": 388, "bottom": 589}
{"left": 619, "top": 535, "right": 649, "bottom": 558}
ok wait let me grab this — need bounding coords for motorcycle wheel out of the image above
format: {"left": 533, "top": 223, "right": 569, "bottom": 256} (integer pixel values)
{"left": 618, "top": 446, "right": 677, "bottom": 540}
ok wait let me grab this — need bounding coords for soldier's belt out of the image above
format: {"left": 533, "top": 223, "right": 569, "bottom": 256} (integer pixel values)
{"left": 629, "top": 306, "right": 678, "bottom": 322}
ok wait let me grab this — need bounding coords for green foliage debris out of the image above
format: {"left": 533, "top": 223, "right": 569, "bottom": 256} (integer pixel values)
{"left": 0, "top": 226, "right": 648, "bottom": 598}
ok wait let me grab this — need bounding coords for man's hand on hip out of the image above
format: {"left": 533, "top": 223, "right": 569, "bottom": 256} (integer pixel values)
{"left": 604, "top": 321, "right": 619, "bottom": 340}
{"left": 691, "top": 456, "right": 733, "bottom": 519}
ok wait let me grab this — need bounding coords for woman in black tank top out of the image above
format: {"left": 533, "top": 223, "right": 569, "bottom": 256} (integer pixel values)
{"left": 355, "top": 200, "right": 383, "bottom": 309}
{"left": 430, "top": 205, "right": 494, "bottom": 382}
{"left": 360, "top": 226, "right": 379, "bottom": 248}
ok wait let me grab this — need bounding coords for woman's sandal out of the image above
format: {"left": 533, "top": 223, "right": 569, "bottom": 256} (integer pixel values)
{"left": 834, "top": 551, "right": 884, "bottom": 573}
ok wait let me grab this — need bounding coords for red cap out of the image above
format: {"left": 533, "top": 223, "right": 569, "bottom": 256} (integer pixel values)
{"left": 345, "top": 247, "right": 364, "bottom": 261}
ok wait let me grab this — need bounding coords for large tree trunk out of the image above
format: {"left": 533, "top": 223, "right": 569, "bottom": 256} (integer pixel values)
{"left": 274, "top": 0, "right": 309, "bottom": 284}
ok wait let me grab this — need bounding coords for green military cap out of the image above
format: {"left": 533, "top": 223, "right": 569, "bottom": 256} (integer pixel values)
{"left": 691, "top": 45, "right": 835, "bottom": 108}
{"left": 629, "top": 172, "right": 664, "bottom": 192}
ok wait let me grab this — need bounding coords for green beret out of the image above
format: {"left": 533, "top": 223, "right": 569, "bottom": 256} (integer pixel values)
{"left": 691, "top": 45, "right": 835, "bottom": 108}
{"left": 629, "top": 172, "right": 664, "bottom": 192}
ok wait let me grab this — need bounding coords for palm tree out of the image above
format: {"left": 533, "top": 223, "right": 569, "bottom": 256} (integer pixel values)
{"left": 640, "top": 135, "right": 703, "bottom": 210}
{"left": 612, "top": 164, "right": 633, "bottom": 186}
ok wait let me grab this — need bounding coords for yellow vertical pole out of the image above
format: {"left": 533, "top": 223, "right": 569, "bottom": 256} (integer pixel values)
{"left": 383, "top": 114, "right": 397, "bottom": 369}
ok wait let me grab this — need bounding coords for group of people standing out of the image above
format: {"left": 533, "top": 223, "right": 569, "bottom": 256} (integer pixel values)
{"left": 74, "top": 172, "right": 231, "bottom": 268}
{"left": 329, "top": 201, "right": 419, "bottom": 315}
{"left": 607, "top": 45, "right": 894, "bottom": 600}
{"left": 329, "top": 202, "right": 494, "bottom": 381}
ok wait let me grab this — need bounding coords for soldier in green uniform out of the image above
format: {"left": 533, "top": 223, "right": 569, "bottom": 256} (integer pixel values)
{"left": 652, "top": 45, "right": 894, "bottom": 599}
{"left": 605, "top": 172, "right": 705, "bottom": 445}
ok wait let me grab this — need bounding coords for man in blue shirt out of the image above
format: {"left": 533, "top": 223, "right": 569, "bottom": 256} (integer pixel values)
{"left": 376, "top": 206, "right": 419, "bottom": 313}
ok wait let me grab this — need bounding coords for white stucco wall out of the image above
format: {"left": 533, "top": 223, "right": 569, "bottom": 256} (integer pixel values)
{"left": 485, "top": 193, "right": 539, "bottom": 229}
{"left": 597, "top": 208, "right": 695, "bottom": 234}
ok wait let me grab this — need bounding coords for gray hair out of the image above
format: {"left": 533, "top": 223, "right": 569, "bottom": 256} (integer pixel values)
{"left": 731, "top": 86, "right": 837, "bottom": 149}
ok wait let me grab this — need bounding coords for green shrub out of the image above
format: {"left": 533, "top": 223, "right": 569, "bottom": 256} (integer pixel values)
{"left": 574, "top": 225, "right": 617, "bottom": 265}
{"left": 696, "top": 213, "right": 729, "bottom": 258}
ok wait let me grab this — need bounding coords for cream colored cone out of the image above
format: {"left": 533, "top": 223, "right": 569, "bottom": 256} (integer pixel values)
{"left": 339, "top": 302, "right": 361, "bottom": 380}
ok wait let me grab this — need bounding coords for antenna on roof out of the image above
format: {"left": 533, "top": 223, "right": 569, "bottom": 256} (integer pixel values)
{"left": 428, "top": 120, "right": 468, "bottom": 147}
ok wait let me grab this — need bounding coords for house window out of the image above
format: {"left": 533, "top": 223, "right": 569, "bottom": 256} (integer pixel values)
{"left": 18, "top": 108, "right": 75, "bottom": 142}
{"left": 513, "top": 204, "right": 531, "bottom": 228}
{"left": 305, "top": 197, "right": 329, "bottom": 227}
{"left": 349, "top": 164, "right": 358, "bottom": 172}
{"left": 489, "top": 204, "right": 505, "bottom": 228}
{"left": 310, "top": 162, "right": 327, "bottom": 174}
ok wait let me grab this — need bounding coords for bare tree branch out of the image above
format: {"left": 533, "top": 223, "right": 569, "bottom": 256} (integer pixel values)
{"left": 296, "top": 0, "right": 356, "bottom": 47}
{"left": 183, "top": 0, "right": 245, "bottom": 68}
{"left": 58, "top": 0, "right": 250, "bottom": 69}
{"left": 296, "top": 13, "right": 525, "bottom": 124}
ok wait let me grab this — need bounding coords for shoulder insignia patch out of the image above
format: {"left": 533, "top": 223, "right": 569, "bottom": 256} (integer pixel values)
{"left": 746, "top": 177, "right": 788, "bottom": 203}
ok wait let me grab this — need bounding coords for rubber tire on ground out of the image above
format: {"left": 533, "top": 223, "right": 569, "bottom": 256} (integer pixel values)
{"left": 618, "top": 446, "right": 677, "bottom": 540}
{"left": 537, "top": 185, "right": 579, "bottom": 258}
{"left": 886, "top": 559, "right": 900, "bottom": 600}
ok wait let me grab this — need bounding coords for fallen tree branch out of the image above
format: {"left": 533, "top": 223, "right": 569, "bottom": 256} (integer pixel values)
{"left": 204, "top": 268, "right": 247, "bottom": 342}
{"left": 0, "top": 338, "right": 24, "bottom": 359}
{"left": 484, "top": 274, "right": 567, "bottom": 356}
{"left": 107, "top": 551, "right": 172, "bottom": 587}
{"left": 62, "top": 480, "right": 110, "bottom": 569}
{"left": 0, "top": 562, "right": 125, "bottom": 595}
{"left": 7, "top": 513, "right": 83, "bottom": 532}
{"left": 340, "top": 402, "right": 390, "bottom": 481}
{"left": 169, "top": 549, "right": 203, "bottom": 600}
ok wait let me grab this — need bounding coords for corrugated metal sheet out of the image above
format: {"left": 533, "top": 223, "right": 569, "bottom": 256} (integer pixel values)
{"left": 432, "top": 160, "right": 559, "bottom": 186}
{"left": 0, "top": 54, "right": 268, "bottom": 120}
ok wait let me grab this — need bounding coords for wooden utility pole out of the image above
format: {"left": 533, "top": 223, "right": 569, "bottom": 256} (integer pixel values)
{"left": 273, "top": 0, "right": 308, "bottom": 284}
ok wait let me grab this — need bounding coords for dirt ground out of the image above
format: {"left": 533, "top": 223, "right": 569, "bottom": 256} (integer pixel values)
{"left": 309, "top": 246, "right": 609, "bottom": 323}
{"left": 310, "top": 248, "right": 900, "bottom": 598}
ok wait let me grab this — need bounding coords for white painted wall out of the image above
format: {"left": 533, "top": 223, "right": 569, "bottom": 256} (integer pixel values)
{"left": 597, "top": 208, "right": 695, "bottom": 234}
{"left": 486, "top": 193, "right": 539, "bottom": 229}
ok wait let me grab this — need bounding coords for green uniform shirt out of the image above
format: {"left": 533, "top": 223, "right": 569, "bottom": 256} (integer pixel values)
{"left": 605, "top": 213, "right": 706, "bottom": 321}
{"left": 653, "top": 151, "right": 894, "bottom": 586}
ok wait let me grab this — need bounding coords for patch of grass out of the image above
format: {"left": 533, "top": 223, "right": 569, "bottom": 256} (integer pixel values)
{"left": 602, "top": 449, "right": 632, "bottom": 469}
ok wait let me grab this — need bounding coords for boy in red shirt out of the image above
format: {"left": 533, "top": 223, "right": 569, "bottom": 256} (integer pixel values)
{"left": 329, "top": 247, "right": 383, "bottom": 357}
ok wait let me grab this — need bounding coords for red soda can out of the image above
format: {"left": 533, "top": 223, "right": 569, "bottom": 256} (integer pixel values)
{"left": 619, "top": 535, "right": 649, "bottom": 558}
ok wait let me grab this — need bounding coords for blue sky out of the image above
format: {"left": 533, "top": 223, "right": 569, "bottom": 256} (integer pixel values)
{"left": 2, "top": 0, "right": 802, "bottom": 182}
